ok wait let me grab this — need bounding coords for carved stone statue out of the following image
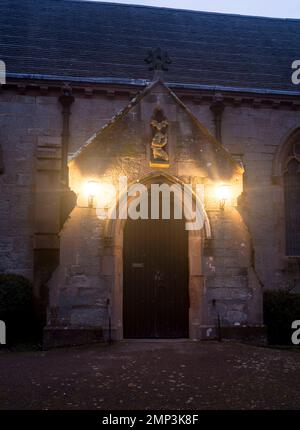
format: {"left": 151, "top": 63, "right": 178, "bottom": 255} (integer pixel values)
{"left": 150, "top": 119, "right": 169, "bottom": 162}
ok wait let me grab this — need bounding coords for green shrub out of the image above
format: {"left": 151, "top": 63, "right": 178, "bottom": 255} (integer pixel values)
{"left": 263, "top": 290, "right": 300, "bottom": 345}
{"left": 0, "top": 273, "right": 34, "bottom": 343}
{"left": 0, "top": 274, "right": 32, "bottom": 314}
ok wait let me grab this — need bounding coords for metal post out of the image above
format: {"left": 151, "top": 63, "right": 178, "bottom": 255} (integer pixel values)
{"left": 107, "top": 298, "right": 112, "bottom": 345}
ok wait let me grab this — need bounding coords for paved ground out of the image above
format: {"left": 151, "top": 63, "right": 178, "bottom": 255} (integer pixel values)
{"left": 0, "top": 341, "right": 299, "bottom": 410}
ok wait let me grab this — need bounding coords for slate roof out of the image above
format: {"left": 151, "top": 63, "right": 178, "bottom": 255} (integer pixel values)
{"left": 1, "top": 0, "right": 300, "bottom": 93}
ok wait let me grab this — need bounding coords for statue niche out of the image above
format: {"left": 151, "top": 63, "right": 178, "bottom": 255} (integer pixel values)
{"left": 150, "top": 109, "right": 169, "bottom": 168}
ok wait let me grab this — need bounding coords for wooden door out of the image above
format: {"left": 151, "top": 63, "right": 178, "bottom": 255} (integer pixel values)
{"left": 123, "top": 216, "right": 189, "bottom": 338}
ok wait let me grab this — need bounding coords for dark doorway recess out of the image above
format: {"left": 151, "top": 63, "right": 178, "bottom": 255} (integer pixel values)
{"left": 123, "top": 215, "right": 189, "bottom": 339}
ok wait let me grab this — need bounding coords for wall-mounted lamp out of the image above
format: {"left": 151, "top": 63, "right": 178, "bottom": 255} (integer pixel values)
{"left": 97, "top": 183, "right": 116, "bottom": 209}
{"left": 85, "top": 180, "right": 116, "bottom": 211}
{"left": 215, "top": 184, "right": 231, "bottom": 210}
{"left": 86, "top": 180, "right": 99, "bottom": 208}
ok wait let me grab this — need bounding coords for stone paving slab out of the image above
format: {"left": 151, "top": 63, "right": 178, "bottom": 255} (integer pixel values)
{"left": 0, "top": 341, "right": 299, "bottom": 410}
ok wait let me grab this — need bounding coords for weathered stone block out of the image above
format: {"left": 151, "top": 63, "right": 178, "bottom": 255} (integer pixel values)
{"left": 70, "top": 307, "right": 106, "bottom": 326}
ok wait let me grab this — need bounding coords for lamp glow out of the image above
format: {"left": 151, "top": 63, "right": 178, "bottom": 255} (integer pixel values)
{"left": 215, "top": 184, "right": 231, "bottom": 210}
{"left": 86, "top": 180, "right": 99, "bottom": 208}
{"left": 98, "top": 183, "right": 116, "bottom": 208}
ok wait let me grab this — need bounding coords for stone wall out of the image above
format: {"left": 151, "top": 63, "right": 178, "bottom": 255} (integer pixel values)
{"left": 48, "top": 207, "right": 107, "bottom": 327}
{"left": 203, "top": 207, "right": 262, "bottom": 326}
{"left": 187, "top": 102, "right": 300, "bottom": 291}
{"left": 44, "top": 82, "right": 268, "bottom": 338}
{"left": 0, "top": 93, "right": 61, "bottom": 281}
{"left": 0, "top": 91, "right": 127, "bottom": 288}
{"left": 1, "top": 86, "right": 299, "bottom": 336}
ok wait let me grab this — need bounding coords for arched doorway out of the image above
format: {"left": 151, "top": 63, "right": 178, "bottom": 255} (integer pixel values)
{"left": 104, "top": 173, "right": 211, "bottom": 341}
{"left": 123, "top": 215, "right": 189, "bottom": 338}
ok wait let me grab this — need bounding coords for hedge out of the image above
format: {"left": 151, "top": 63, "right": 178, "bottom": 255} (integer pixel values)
{"left": 264, "top": 290, "right": 300, "bottom": 345}
{"left": 0, "top": 273, "right": 35, "bottom": 343}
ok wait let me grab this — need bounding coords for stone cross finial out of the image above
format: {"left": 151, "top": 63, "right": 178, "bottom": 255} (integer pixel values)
{"left": 145, "top": 48, "right": 171, "bottom": 72}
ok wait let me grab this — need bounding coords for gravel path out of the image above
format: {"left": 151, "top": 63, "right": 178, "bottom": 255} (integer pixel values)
{"left": 0, "top": 341, "right": 299, "bottom": 410}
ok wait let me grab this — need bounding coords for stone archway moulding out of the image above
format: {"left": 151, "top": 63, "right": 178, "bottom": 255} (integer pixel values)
{"left": 101, "top": 173, "right": 211, "bottom": 340}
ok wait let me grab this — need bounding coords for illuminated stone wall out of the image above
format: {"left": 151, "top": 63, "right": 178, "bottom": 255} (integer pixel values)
{"left": 45, "top": 82, "right": 264, "bottom": 340}
{"left": 1, "top": 83, "right": 299, "bottom": 343}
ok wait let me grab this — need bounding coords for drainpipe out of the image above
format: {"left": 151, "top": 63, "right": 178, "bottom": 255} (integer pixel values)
{"left": 210, "top": 93, "right": 225, "bottom": 143}
{"left": 212, "top": 299, "right": 222, "bottom": 342}
{"left": 58, "top": 84, "right": 77, "bottom": 229}
{"left": 0, "top": 143, "right": 3, "bottom": 174}
{"left": 59, "top": 84, "right": 74, "bottom": 186}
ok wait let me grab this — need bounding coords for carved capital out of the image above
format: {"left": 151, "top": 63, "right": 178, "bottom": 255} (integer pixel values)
{"left": 210, "top": 93, "right": 225, "bottom": 116}
{"left": 59, "top": 83, "right": 75, "bottom": 108}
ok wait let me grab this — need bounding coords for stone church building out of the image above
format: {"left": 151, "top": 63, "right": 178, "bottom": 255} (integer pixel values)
{"left": 0, "top": 0, "right": 300, "bottom": 346}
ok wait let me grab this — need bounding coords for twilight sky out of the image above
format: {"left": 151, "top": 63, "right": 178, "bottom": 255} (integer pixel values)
{"left": 87, "top": 0, "right": 300, "bottom": 18}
